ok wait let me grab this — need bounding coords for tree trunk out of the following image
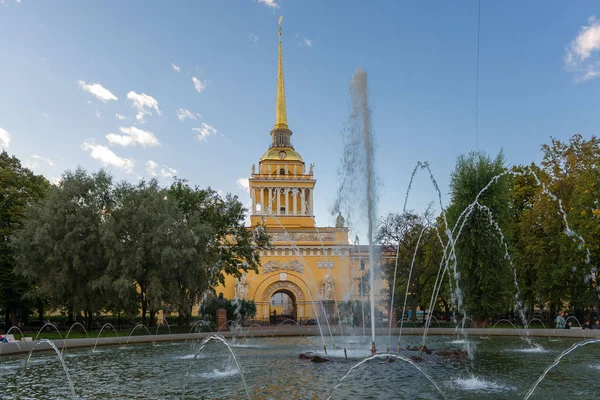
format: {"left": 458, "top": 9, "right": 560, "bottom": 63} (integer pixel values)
{"left": 178, "top": 308, "right": 185, "bottom": 326}
{"left": 4, "top": 309, "right": 10, "bottom": 332}
{"left": 86, "top": 310, "right": 93, "bottom": 330}
{"left": 10, "top": 308, "right": 18, "bottom": 327}
{"left": 37, "top": 300, "right": 44, "bottom": 324}
{"left": 141, "top": 298, "right": 147, "bottom": 326}
{"left": 149, "top": 310, "right": 156, "bottom": 328}
{"left": 67, "top": 304, "right": 74, "bottom": 325}
{"left": 410, "top": 295, "right": 419, "bottom": 323}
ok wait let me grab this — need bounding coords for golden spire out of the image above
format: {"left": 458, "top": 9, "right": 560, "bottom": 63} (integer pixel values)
{"left": 274, "top": 16, "right": 289, "bottom": 131}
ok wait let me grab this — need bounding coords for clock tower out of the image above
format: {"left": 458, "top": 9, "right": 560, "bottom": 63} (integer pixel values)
{"left": 248, "top": 17, "right": 316, "bottom": 229}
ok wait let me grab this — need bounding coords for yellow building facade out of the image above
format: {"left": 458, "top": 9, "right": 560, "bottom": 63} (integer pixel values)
{"left": 215, "top": 19, "right": 384, "bottom": 323}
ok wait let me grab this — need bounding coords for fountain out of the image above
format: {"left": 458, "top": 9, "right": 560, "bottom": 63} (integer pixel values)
{"left": 2, "top": 64, "right": 600, "bottom": 400}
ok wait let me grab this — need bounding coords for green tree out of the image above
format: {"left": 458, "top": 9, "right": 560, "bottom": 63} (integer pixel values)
{"left": 13, "top": 168, "right": 111, "bottom": 328}
{"left": 0, "top": 151, "right": 49, "bottom": 327}
{"left": 378, "top": 209, "right": 446, "bottom": 322}
{"left": 446, "top": 150, "right": 513, "bottom": 326}
{"left": 167, "top": 179, "right": 270, "bottom": 324}
{"left": 102, "top": 179, "right": 174, "bottom": 327}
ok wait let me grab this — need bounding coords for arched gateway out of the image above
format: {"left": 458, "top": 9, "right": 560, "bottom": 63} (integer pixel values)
{"left": 212, "top": 18, "right": 386, "bottom": 323}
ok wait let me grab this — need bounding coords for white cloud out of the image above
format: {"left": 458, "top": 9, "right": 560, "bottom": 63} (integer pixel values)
{"left": 565, "top": 16, "right": 600, "bottom": 82}
{"left": 127, "top": 91, "right": 161, "bottom": 123}
{"left": 192, "top": 123, "right": 217, "bottom": 141}
{"left": 106, "top": 126, "right": 160, "bottom": 147}
{"left": 301, "top": 38, "right": 312, "bottom": 47}
{"left": 0, "top": 127, "right": 11, "bottom": 149}
{"left": 236, "top": 178, "right": 250, "bottom": 193}
{"left": 146, "top": 160, "right": 176, "bottom": 178}
{"left": 146, "top": 160, "right": 159, "bottom": 176}
{"left": 95, "top": 110, "right": 101, "bottom": 119}
{"left": 249, "top": 33, "right": 260, "bottom": 43}
{"left": 42, "top": 112, "right": 49, "bottom": 118}
{"left": 192, "top": 77, "right": 206, "bottom": 93}
{"left": 177, "top": 108, "right": 201, "bottom": 121}
{"left": 171, "top": 63, "right": 181, "bottom": 72}
{"left": 77, "top": 80, "right": 118, "bottom": 102}
{"left": 30, "top": 155, "right": 54, "bottom": 167}
{"left": 82, "top": 142, "right": 134, "bottom": 173}
{"left": 160, "top": 166, "right": 177, "bottom": 178}
{"left": 116, "top": 113, "right": 126, "bottom": 120}
{"left": 257, "top": 0, "right": 280, "bottom": 8}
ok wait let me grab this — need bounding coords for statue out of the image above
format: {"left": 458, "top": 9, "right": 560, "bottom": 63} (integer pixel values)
{"left": 267, "top": 165, "right": 272, "bottom": 174}
{"left": 234, "top": 274, "right": 248, "bottom": 300}
{"left": 335, "top": 212, "right": 345, "bottom": 228}
{"left": 309, "top": 162, "right": 314, "bottom": 175}
{"left": 320, "top": 273, "right": 335, "bottom": 301}
{"left": 251, "top": 164, "right": 255, "bottom": 174}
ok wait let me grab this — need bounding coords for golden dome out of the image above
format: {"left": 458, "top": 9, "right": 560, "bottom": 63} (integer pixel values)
{"left": 260, "top": 147, "right": 303, "bottom": 162}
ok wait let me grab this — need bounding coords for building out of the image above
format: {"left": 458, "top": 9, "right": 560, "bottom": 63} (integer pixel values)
{"left": 215, "top": 19, "right": 386, "bottom": 323}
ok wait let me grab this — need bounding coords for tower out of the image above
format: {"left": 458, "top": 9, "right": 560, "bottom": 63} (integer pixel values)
{"left": 249, "top": 17, "right": 316, "bottom": 229}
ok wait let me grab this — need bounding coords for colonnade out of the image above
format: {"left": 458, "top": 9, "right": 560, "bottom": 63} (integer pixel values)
{"left": 251, "top": 187, "right": 313, "bottom": 215}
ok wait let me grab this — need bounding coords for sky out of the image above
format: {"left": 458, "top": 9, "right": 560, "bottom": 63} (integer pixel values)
{"left": 1, "top": 0, "right": 599, "bottom": 237}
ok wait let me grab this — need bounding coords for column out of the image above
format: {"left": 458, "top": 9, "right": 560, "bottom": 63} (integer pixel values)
{"left": 309, "top": 189, "right": 313, "bottom": 215}
{"left": 251, "top": 188, "right": 256, "bottom": 214}
{"left": 276, "top": 188, "right": 280, "bottom": 215}
{"left": 292, "top": 188, "right": 297, "bottom": 215}
{"left": 268, "top": 188, "right": 273, "bottom": 215}
{"left": 260, "top": 187, "right": 265, "bottom": 215}
{"left": 301, "top": 188, "right": 306, "bottom": 215}
{"left": 285, "top": 188, "right": 289, "bottom": 215}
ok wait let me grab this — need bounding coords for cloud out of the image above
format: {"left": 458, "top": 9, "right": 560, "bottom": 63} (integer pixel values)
{"left": 116, "top": 113, "right": 126, "bottom": 120}
{"left": 257, "top": 0, "right": 280, "bottom": 8}
{"left": 236, "top": 178, "right": 250, "bottom": 193}
{"left": 192, "top": 77, "right": 206, "bottom": 93}
{"left": 127, "top": 91, "right": 161, "bottom": 123}
{"left": 95, "top": 110, "right": 101, "bottom": 119}
{"left": 77, "top": 80, "right": 118, "bottom": 102}
{"left": 248, "top": 33, "right": 260, "bottom": 43}
{"left": 146, "top": 160, "right": 159, "bottom": 176}
{"left": 177, "top": 108, "right": 201, "bottom": 121}
{"left": 42, "top": 112, "right": 49, "bottom": 118}
{"left": 82, "top": 142, "right": 134, "bottom": 172}
{"left": 192, "top": 123, "right": 217, "bottom": 141}
{"left": 0, "top": 127, "right": 11, "bottom": 148}
{"left": 565, "top": 16, "right": 600, "bottom": 82}
{"left": 300, "top": 38, "right": 312, "bottom": 47}
{"left": 30, "top": 155, "right": 54, "bottom": 167}
{"left": 25, "top": 155, "right": 54, "bottom": 170}
{"left": 160, "top": 166, "right": 177, "bottom": 178}
{"left": 106, "top": 126, "right": 160, "bottom": 147}
{"left": 146, "top": 160, "right": 176, "bottom": 178}
{"left": 171, "top": 63, "right": 181, "bottom": 72}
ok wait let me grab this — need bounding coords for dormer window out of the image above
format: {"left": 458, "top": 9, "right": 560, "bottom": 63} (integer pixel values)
{"left": 280, "top": 206, "right": 286, "bottom": 214}
{"left": 279, "top": 169, "right": 285, "bottom": 175}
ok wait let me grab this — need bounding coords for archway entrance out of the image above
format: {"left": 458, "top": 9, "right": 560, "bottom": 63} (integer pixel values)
{"left": 269, "top": 289, "right": 297, "bottom": 325}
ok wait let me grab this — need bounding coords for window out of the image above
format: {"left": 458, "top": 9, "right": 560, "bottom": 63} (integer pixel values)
{"left": 279, "top": 168, "right": 285, "bottom": 175}
{"left": 280, "top": 206, "right": 286, "bottom": 214}
{"left": 360, "top": 260, "right": 365, "bottom": 270}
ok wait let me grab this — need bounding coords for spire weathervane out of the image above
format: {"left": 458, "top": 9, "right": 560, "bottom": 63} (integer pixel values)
{"left": 274, "top": 15, "right": 288, "bottom": 131}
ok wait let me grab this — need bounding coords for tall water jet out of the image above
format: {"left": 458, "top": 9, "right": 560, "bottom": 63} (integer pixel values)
{"left": 334, "top": 68, "right": 378, "bottom": 353}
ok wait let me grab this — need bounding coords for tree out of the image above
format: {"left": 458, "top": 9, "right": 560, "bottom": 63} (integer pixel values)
{"left": 102, "top": 179, "right": 174, "bottom": 327}
{"left": 167, "top": 179, "right": 270, "bottom": 324}
{"left": 13, "top": 168, "right": 111, "bottom": 328}
{"left": 446, "top": 150, "right": 513, "bottom": 326}
{"left": 0, "top": 151, "right": 49, "bottom": 328}
{"left": 511, "top": 135, "right": 600, "bottom": 319}
{"left": 378, "top": 209, "right": 446, "bottom": 322}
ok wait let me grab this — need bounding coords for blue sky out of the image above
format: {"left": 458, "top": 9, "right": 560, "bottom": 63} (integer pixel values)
{"left": 1, "top": 0, "right": 599, "bottom": 235}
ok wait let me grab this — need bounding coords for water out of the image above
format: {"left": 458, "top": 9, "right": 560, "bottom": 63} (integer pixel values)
{"left": 3, "top": 335, "right": 600, "bottom": 399}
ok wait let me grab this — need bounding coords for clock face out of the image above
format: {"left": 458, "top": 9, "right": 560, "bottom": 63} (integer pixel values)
{"left": 278, "top": 151, "right": 287, "bottom": 159}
